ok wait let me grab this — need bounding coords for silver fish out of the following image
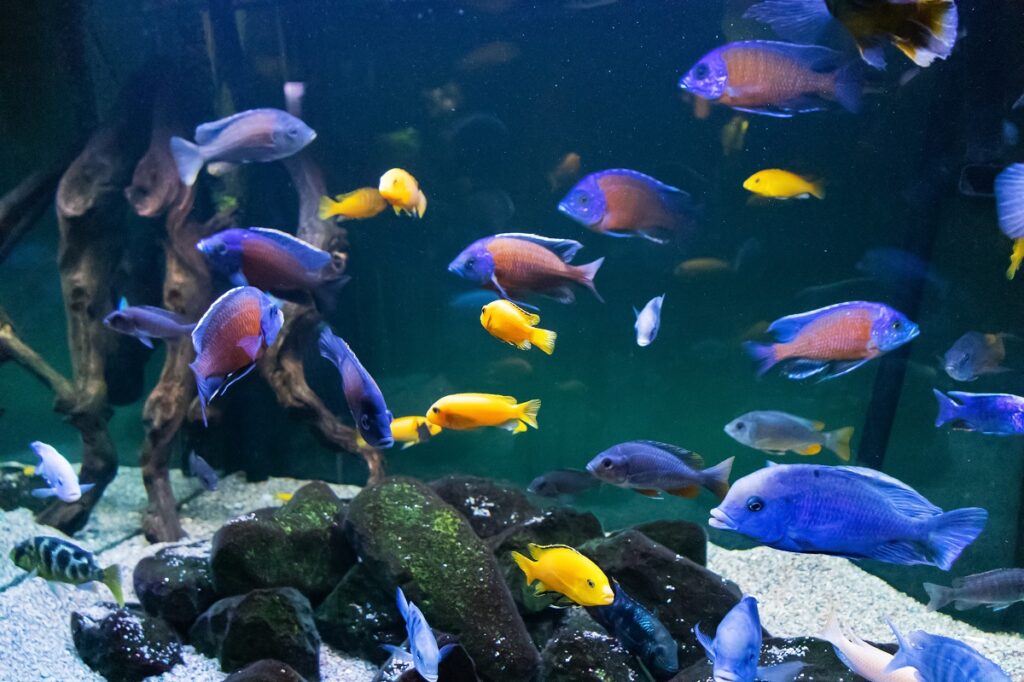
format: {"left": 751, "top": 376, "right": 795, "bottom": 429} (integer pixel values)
{"left": 924, "top": 569, "right": 1024, "bottom": 613}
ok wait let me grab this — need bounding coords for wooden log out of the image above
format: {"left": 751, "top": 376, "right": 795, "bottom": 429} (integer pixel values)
{"left": 0, "top": 170, "right": 62, "bottom": 266}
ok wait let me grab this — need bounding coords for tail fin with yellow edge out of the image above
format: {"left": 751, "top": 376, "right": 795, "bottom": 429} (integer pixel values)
{"left": 810, "top": 180, "right": 826, "bottom": 200}
{"left": 317, "top": 195, "right": 338, "bottom": 221}
{"left": 510, "top": 550, "right": 535, "bottom": 584}
{"left": 517, "top": 399, "right": 541, "bottom": 429}
{"left": 890, "top": 0, "right": 959, "bottom": 68}
{"left": 416, "top": 192, "right": 428, "bottom": 218}
{"left": 825, "top": 426, "right": 854, "bottom": 462}
{"left": 102, "top": 565, "right": 124, "bottom": 607}
{"left": 531, "top": 328, "right": 557, "bottom": 356}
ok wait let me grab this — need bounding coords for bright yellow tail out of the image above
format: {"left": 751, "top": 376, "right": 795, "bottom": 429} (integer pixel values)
{"left": 810, "top": 181, "right": 826, "bottom": 200}
{"left": 102, "top": 565, "right": 124, "bottom": 607}
{"left": 531, "top": 328, "right": 557, "bottom": 355}
{"left": 416, "top": 192, "right": 428, "bottom": 218}
{"left": 317, "top": 195, "right": 338, "bottom": 221}
{"left": 510, "top": 550, "right": 535, "bottom": 584}
{"left": 517, "top": 399, "right": 541, "bottom": 429}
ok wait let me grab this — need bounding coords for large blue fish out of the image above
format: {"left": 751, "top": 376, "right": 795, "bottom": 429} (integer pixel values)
{"left": 170, "top": 108, "right": 316, "bottom": 186}
{"left": 588, "top": 581, "right": 679, "bottom": 679}
{"left": 103, "top": 297, "right": 196, "bottom": 349}
{"left": 933, "top": 390, "right": 1024, "bottom": 435}
{"left": 318, "top": 327, "right": 393, "bottom": 448}
{"left": 382, "top": 587, "right": 456, "bottom": 682}
{"left": 710, "top": 463, "right": 987, "bottom": 570}
{"left": 190, "top": 286, "right": 283, "bottom": 426}
{"left": 694, "top": 595, "right": 802, "bottom": 682}
{"left": 885, "top": 623, "right": 1010, "bottom": 681}
{"left": 586, "top": 441, "right": 733, "bottom": 499}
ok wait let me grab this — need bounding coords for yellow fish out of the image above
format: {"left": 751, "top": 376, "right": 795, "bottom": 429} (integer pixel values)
{"left": 511, "top": 543, "right": 614, "bottom": 607}
{"left": 743, "top": 169, "right": 824, "bottom": 200}
{"left": 22, "top": 465, "right": 36, "bottom": 477}
{"left": 275, "top": 492, "right": 294, "bottom": 502}
{"left": 1007, "top": 237, "right": 1024, "bottom": 280}
{"left": 378, "top": 168, "right": 427, "bottom": 218}
{"left": 480, "top": 300, "right": 556, "bottom": 355}
{"left": 390, "top": 416, "right": 442, "bottom": 450}
{"left": 426, "top": 393, "right": 540, "bottom": 433}
{"left": 674, "top": 258, "right": 732, "bottom": 278}
{"left": 318, "top": 188, "right": 388, "bottom": 222}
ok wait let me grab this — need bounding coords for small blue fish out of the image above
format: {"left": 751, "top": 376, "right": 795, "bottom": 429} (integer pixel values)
{"left": 318, "top": 327, "right": 393, "bottom": 448}
{"left": 29, "top": 441, "right": 94, "bottom": 503}
{"left": 527, "top": 468, "right": 599, "bottom": 498}
{"left": 710, "top": 463, "right": 987, "bottom": 570}
{"left": 170, "top": 108, "right": 316, "bottom": 186}
{"left": 103, "top": 298, "right": 196, "bottom": 349}
{"left": 933, "top": 390, "right": 1024, "bottom": 435}
{"left": 188, "top": 451, "right": 218, "bottom": 492}
{"left": 634, "top": 294, "right": 664, "bottom": 347}
{"left": 586, "top": 441, "right": 733, "bottom": 499}
{"left": 995, "top": 163, "right": 1024, "bottom": 239}
{"left": 588, "top": 581, "right": 679, "bottom": 678}
{"left": 695, "top": 595, "right": 803, "bottom": 682}
{"left": 943, "top": 332, "right": 1011, "bottom": 382}
{"left": 885, "top": 623, "right": 1010, "bottom": 681}
{"left": 382, "top": 587, "right": 456, "bottom": 682}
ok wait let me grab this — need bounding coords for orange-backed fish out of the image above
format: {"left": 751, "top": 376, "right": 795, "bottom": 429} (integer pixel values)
{"left": 559, "top": 169, "right": 699, "bottom": 244}
{"left": 391, "top": 416, "right": 442, "bottom": 449}
{"left": 448, "top": 233, "right": 603, "bottom": 304}
{"left": 379, "top": 168, "right": 427, "bottom": 218}
{"left": 744, "top": 301, "right": 919, "bottom": 380}
{"left": 745, "top": 0, "right": 957, "bottom": 69}
{"left": 426, "top": 393, "right": 540, "bottom": 433}
{"left": 317, "top": 188, "right": 388, "bottom": 222}
{"left": 480, "top": 300, "right": 557, "bottom": 355}
{"left": 679, "top": 41, "right": 861, "bottom": 117}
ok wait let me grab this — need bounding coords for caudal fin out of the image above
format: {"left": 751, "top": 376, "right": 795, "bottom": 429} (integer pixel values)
{"left": 891, "top": 0, "right": 958, "bottom": 68}
{"left": 833, "top": 62, "right": 862, "bottom": 113}
{"left": 575, "top": 257, "right": 605, "bottom": 303}
{"left": 102, "top": 565, "right": 124, "bottom": 607}
{"left": 996, "top": 164, "right": 1024, "bottom": 239}
{"left": 317, "top": 195, "right": 339, "bottom": 221}
{"left": 825, "top": 426, "right": 854, "bottom": 462}
{"left": 744, "top": 341, "right": 778, "bottom": 377}
{"left": 510, "top": 550, "right": 535, "bottom": 584}
{"left": 416, "top": 192, "right": 428, "bottom": 218}
{"left": 923, "top": 582, "right": 954, "bottom": 612}
{"left": 531, "top": 327, "right": 557, "bottom": 355}
{"left": 810, "top": 180, "right": 826, "bottom": 200}
{"left": 517, "top": 399, "right": 541, "bottom": 429}
{"left": 702, "top": 456, "right": 734, "bottom": 499}
{"left": 927, "top": 507, "right": 988, "bottom": 571}
{"left": 169, "top": 137, "right": 204, "bottom": 187}
{"left": 932, "top": 388, "right": 959, "bottom": 427}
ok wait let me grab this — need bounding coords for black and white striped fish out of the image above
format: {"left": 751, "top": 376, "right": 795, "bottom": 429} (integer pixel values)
{"left": 9, "top": 536, "right": 123, "bottom": 606}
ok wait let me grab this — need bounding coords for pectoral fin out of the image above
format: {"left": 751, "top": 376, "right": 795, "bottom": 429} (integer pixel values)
{"left": 667, "top": 485, "right": 700, "bottom": 498}
{"left": 798, "top": 443, "right": 822, "bottom": 455}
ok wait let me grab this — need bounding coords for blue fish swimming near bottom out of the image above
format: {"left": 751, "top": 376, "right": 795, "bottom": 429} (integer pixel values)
{"left": 933, "top": 389, "right": 1024, "bottom": 435}
{"left": 694, "top": 595, "right": 803, "bottom": 682}
{"left": 709, "top": 463, "right": 987, "bottom": 570}
{"left": 383, "top": 587, "right": 456, "bottom": 682}
{"left": 587, "top": 581, "right": 678, "bottom": 679}
{"left": 885, "top": 622, "right": 1010, "bottom": 682}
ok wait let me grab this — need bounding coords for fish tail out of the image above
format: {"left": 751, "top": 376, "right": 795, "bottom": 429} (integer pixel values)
{"left": 996, "top": 165, "right": 1024, "bottom": 242}
{"left": 312, "top": 275, "right": 353, "bottom": 316}
{"left": 416, "top": 191, "right": 428, "bottom": 218}
{"left": 517, "top": 399, "right": 541, "bottom": 429}
{"left": 825, "top": 426, "right": 854, "bottom": 462}
{"left": 702, "top": 456, "right": 734, "bottom": 500}
{"left": 575, "top": 257, "right": 605, "bottom": 303}
{"left": 932, "top": 388, "right": 959, "bottom": 427}
{"left": 810, "top": 179, "right": 826, "bottom": 200}
{"left": 169, "top": 136, "right": 204, "bottom": 187}
{"left": 530, "top": 327, "right": 557, "bottom": 355}
{"left": 317, "top": 195, "right": 339, "bottom": 221}
{"left": 832, "top": 61, "right": 862, "bottom": 113}
{"left": 189, "top": 360, "right": 211, "bottom": 427}
{"left": 891, "top": 0, "right": 959, "bottom": 68}
{"left": 926, "top": 507, "right": 988, "bottom": 571}
{"left": 922, "top": 582, "right": 954, "bottom": 612}
{"left": 510, "top": 550, "right": 535, "bottom": 584}
{"left": 102, "top": 565, "right": 124, "bottom": 607}
{"left": 743, "top": 341, "right": 778, "bottom": 377}
{"left": 1006, "top": 238, "right": 1024, "bottom": 280}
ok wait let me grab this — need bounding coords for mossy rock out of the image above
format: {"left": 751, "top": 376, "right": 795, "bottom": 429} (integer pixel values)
{"left": 210, "top": 482, "right": 355, "bottom": 602}
{"left": 314, "top": 563, "right": 404, "bottom": 663}
{"left": 346, "top": 476, "right": 540, "bottom": 681}
{"left": 539, "top": 608, "right": 643, "bottom": 682}
{"left": 430, "top": 475, "right": 540, "bottom": 539}
{"left": 133, "top": 542, "right": 217, "bottom": 633}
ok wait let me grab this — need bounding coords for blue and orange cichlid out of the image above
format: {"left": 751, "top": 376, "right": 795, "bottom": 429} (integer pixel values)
{"left": 11, "top": 536, "right": 123, "bottom": 606}
{"left": 679, "top": 41, "right": 861, "bottom": 117}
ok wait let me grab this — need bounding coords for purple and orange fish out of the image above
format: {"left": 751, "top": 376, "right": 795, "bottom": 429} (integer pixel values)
{"left": 745, "top": 301, "right": 919, "bottom": 380}
{"left": 679, "top": 40, "right": 861, "bottom": 118}
{"left": 189, "top": 286, "right": 283, "bottom": 425}
{"left": 558, "top": 169, "right": 699, "bottom": 244}
{"left": 448, "top": 232, "right": 603, "bottom": 304}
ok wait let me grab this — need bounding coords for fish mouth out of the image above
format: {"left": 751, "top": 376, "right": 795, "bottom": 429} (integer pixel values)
{"left": 556, "top": 201, "right": 570, "bottom": 216}
{"left": 708, "top": 507, "right": 737, "bottom": 531}
{"left": 376, "top": 436, "right": 395, "bottom": 449}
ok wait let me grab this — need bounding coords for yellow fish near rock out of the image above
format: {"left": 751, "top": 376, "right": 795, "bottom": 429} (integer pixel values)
{"left": 511, "top": 543, "right": 614, "bottom": 607}
{"left": 379, "top": 168, "right": 427, "bottom": 218}
{"left": 426, "top": 393, "right": 540, "bottom": 433}
{"left": 390, "top": 416, "right": 442, "bottom": 449}
{"left": 743, "top": 169, "right": 824, "bottom": 200}
{"left": 480, "top": 300, "right": 557, "bottom": 355}
{"left": 317, "top": 188, "right": 388, "bottom": 222}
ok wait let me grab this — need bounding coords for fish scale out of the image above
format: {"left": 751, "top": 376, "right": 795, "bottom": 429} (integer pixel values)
{"left": 194, "top": 301, "right": 262, "bottom": 377}
{"left": 779, "top": 312, "right": 876, "bottom": 360}
{"left": 724, "top": 46, "right": 831, "bottom": 105}
{"left": 488, "top": 238, "right": 579, "bottom": 288}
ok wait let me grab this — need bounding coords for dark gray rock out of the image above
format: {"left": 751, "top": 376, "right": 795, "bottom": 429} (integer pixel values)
{"left": 0, "top": 464, "right": 48, "bottom": 513}
{"left": 580, "top": 530, "right": 743, "bottom": 670}
{"left": 314, "top": 563, "right": 404, "bottom": 663}
{"left": 190, "top": 587, "right": 320, "bottom": 681}
{"left": 133, "top": 542, "right": 216, "bottom": 632}
{"left": 224, "top": 659, "right": 309, "bottom": 682}
{"left": 71, "top": 606, "right": 183, "bottom": 682}
{"left": 671, "top": 636, "right": 866, "bottom": 681}
{"left": 539, "top": 608, "right": 644, "bottom": 682}
{"left": 374, "top": 633, "right": 480, "bottom": 682}
{"left": 430, "top": 475, "right": 539, "bottom": 539}
{"left": 346, "top": 477, "right": 540, "bottom": 681}
{"left": 210, "top": 482, "right": 355, "bottom": 601}
{"left": 633, "top": 519, "right": 708, "bottom": 566}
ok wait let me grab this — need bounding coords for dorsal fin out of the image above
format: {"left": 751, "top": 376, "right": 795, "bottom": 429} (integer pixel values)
{"left": 832, "top": 466, "right": 941, "bottom": 518}
{"left": 194, "top": 109, "right": 279, "bottom": 145}
{"left": 767, "top": 301, "right": 874, "bottom": 342}
{"left": 248, "top": 228, "right": 332, "bottom": 271}
{"left": 494, "top": 233, "right": 584, "bottom": 263}
{"left": 118, "top": 296, "right": 129, "bottom": 311}
{"left": 634, "top": 440, "right": 704, "bottom": 468}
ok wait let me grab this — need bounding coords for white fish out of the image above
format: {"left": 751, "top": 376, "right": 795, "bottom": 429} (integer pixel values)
{"left": 634, "top": 294, "right": 665, "bottom": 347}
{"left": 818, "top": 614, "right": 918, "bottom": 682}
{"left": 29, "top": 441, "right": 94, "bottom": 503}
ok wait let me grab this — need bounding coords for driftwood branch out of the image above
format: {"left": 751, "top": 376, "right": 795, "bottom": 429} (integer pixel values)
{"left": 0, "top": 171, "right": 62, "bottom": 266}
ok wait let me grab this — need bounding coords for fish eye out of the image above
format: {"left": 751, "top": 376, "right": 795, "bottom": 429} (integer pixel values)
{"left": 215, "top": 243, "right": 227, "bottom": 254}
{"left": 735, "top": 422, "right": 745, "bottom": 430}
{"left": 754, "top": 177, "right": 761, "bottom": 183}
{"left": 586, "top": 579, "right": 595, "bottom": 588}
{"left": 360, "top": 414, "right": 371, "bottom": 430}
{"left": 432, "top": 406, "right": 440, "bottom": 413}
{"left": 746, "top": 496, "right": 764, "bottom": 512}
{"left": 57, "top": 477, "right": 64, "bottom": 486}
{"left": 466, "top": 257, "right": 476, "bottom": 268}
{"left": 601, "top": 458, "right": 613, "bottom": 469}
{"left": 694, "top": 63, "right": 710, "bottom": 79}
{"left": 288, "top": 126, "right": 299, "bottom": 138}
{"left": 578, "top": 193, "right": 589, "bottom": 205}
{"left": 892, "top": 320, "right": 903, "bottom": 330}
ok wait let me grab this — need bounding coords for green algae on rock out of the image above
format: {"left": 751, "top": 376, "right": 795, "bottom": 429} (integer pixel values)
{"left": 314, "top": 562, "right": 405, "bottom": 663}
{"left": 540, "top": 608, "right": 643, "bottom": 682}
{"left": 345, "top": 476, "right": 540, "bottom": 680}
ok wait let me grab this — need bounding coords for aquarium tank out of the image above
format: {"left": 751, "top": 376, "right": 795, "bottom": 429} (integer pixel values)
{"left": 0, "top": 0, "right": 1023, "bottom": 680}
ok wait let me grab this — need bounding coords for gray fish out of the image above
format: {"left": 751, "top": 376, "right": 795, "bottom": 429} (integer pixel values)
{"left": 188, "top": 451, "right": 218, "bottom": 492}
{"left": 103, "top": 297, "right": 196, "bottom": 349}
{"left": 170, "top": 108, "right": 316, "bottom": 187}
{"left": 924, "top": 569, "right": 1024, "bottom": 613}
{"left": 724, "top": 410, "right": 853, "bottom": 461}
{"left": 527, "top": 469, "right": 598, "bottom": 498}
{"left": 943, "top": 332, "right": 1011, "bottom": 382}
{"left": 586, "top": 441, "right": 733, "bottom": 499}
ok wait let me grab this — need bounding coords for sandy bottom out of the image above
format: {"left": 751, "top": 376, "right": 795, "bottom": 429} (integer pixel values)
{"left": 0, "top": 466, "right": 1021, "bottom": 680}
